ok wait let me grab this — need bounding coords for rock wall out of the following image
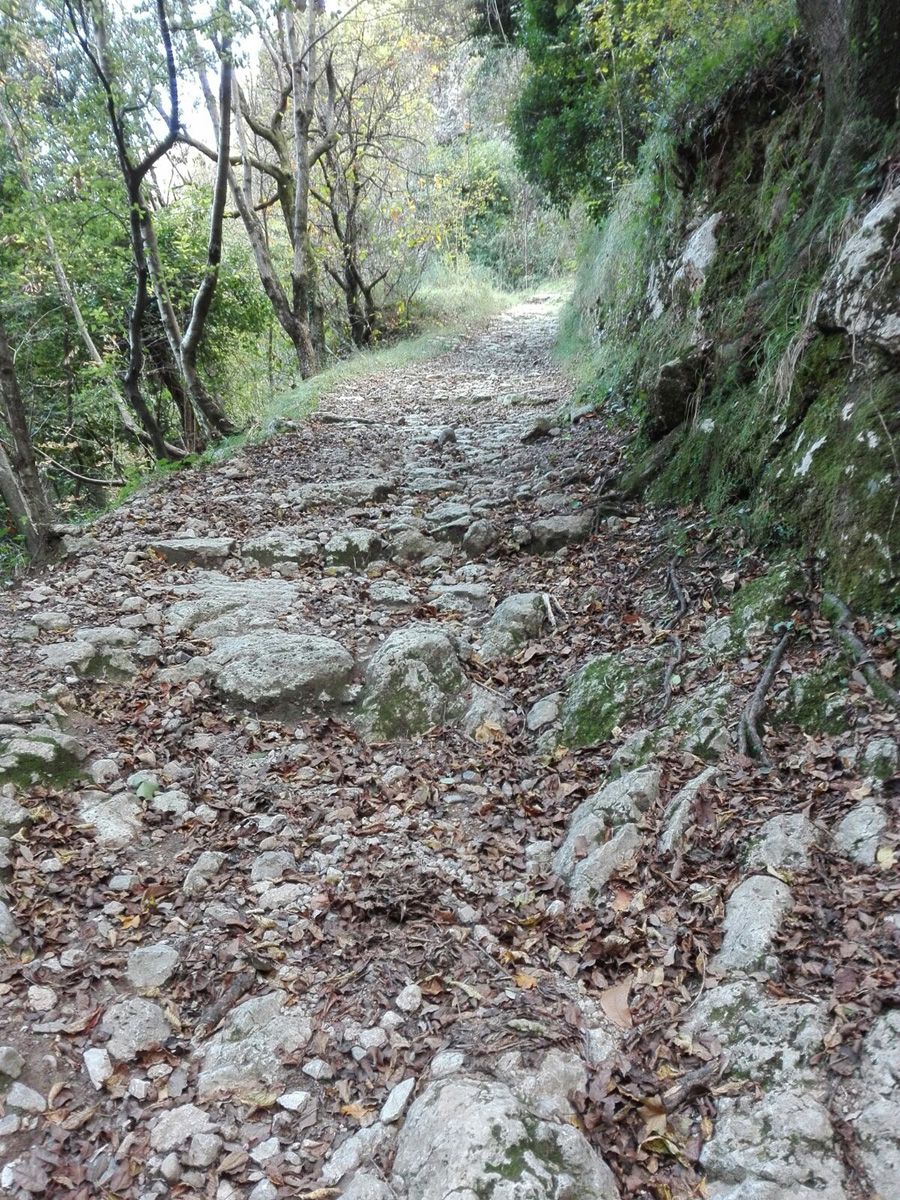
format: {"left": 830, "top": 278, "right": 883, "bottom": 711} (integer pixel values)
{"left": 568, "top": 40, "right": 899, "bottom": 610}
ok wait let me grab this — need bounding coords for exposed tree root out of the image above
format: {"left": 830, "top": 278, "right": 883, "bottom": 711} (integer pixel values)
{"left": 737, "top": 630, "right": 794, "bottom": 765}
{"left": 657, "top": 635, "right": 683, "bottom": 716}
{"left": 665, "top": 558, "right": 690, "bottom": 626}
{"left": 193, "top": 968, "right": 256, "bottom": 1040}
{"left": 823, "top": 592, "right": 900, "bottom": 713}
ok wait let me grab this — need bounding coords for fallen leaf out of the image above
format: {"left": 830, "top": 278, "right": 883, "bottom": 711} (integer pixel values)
{"left": 600, "top": 978, "right": 633, "bottom": 1030}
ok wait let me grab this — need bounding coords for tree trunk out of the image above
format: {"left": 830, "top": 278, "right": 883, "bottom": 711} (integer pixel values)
{"left": 0, "top": 317, "right": 53, "bottom": 559}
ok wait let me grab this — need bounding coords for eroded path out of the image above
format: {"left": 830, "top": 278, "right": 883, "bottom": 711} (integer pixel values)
{"left": 0, "top": 298, "right": 897, "bottom": 1199}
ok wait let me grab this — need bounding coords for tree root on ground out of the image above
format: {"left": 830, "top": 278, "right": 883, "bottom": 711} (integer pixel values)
{"left": 737, "top": 630, "right": 794, "bottom": 765}
{"left": 657, "top": 635, "right": 683, "bottom": 716}
{"left": 665, "top": 558, "right": 689, "bottom": 626}
{"left": 823, "top": 592, "right": 900, "bottom": 713}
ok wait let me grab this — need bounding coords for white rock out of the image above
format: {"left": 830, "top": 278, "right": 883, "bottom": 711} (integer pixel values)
{"left": 658, "top": 767, "right": 718, "bottom": 854}
{"left": 496, "top": 1048, "right": 587, "bottom": 1121}
{"left": 248, "top": 1183, "right": 278, "bottom": 1200}
{"left": 852, "top": 1008, "right": 900, "bottom": 1198}
{"left": 302, "top": 1057, "right": 333, "bottom": 1081}
{"left": 395, "top": 983, "right": 422, "bottom": 1013}
{"left": 83, "top": 1047, "right": 113, "bottom": 1089}
{"left": 277, "top": 1089, "right": 313, "bottom": 1113}
{"left": 149, "top": 1103, "right": 215, "bottom": 1152}
{"left": 201, "top": 631, "right": 354, "bottom": 710}
{"left": 197, "top": 991, "right": 312, "bottom": 1098}
{"left": 526, "top": 694, "right": 560, "bottom": 731}
{"left": 392, "top": 1076, "right": 619, "bottom": 1200}
{"left": 250, "top": 1136, "right": 281, "bottom": 1164}
{"left": 340, "top": 1173, "right": 391, "bottom": 1200}
{"left": 380, "top": 1076, "right": 416, "bottom": 1123}
{"left": 478, "top": 593, "right": 546, "bottom": 662}
{"left": 322, "top": 1124, "right": 393, "bottom": 1186}
{"left": 6, "top": 1083, "right": 47, "bottom": 1112}
{"left": 833, "top": 803, "right": 887, "bottom": 865}
{"left": 251, "top": 850, "right": 297, "bottom": 882}
{"left": 127, "top": 942, "right": 180, "bottom": 989}
{"left": 78, "top": 791, "right": 142, "bottom": 845}
{"left": 27, "top": 984, "right": 57, "bottom": 1012}
{"left": 183, "top": 850, "right": 225, "bottom": 896}
{"left": 102, "top": 997, "right": 173, "bottom": 1061}
{"left": 746, "top": 812, "right": 819, "bottom": 872}
{"left": 712, "top": 875, "right": 793, "bottom": 975}
{"left": 0, "top": 899, "right": 19, "bottom": 945}
{"left": 159, "top": 1152, "right": 181, "bottom": 1183}
{"left": 429, "top": 1050, "right": 464, "bottom": 1078}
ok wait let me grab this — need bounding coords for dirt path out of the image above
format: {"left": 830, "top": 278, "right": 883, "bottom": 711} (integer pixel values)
{"left": 0, "top": 298, "right": 896, "bottom": 1199}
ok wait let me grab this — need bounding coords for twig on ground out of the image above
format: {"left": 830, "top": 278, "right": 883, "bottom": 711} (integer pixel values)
{"left": 193, "top": 968, "right": 256, "bottom": 1039}
{"left": 823, "top": 592, "right": 900, "bottom": 713}
{"left": 737, "top": 630, "right": 794, "bottom": 765}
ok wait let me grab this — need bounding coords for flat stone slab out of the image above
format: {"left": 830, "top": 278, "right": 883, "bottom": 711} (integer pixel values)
{"left": 199, "top": 631, "right": 354, "bottom": 710}
{"left": 166, "top": 575, "right": 301, "bottom": 639}
{"left": 242, "top": 530, "right": 319, "bottom": 566}
{"left": 151, "top": 537, "right": 235, "bottom": 565}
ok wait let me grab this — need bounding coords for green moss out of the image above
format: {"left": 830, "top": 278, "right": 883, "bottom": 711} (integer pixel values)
{"left": 0, "top": 737, "right": 83, "bottom": 789}
{"left": 782, "top": 663, "right": 851, "bottom": 734}
{"left": 558, "top": 654, "right": 661, "bottom": 749}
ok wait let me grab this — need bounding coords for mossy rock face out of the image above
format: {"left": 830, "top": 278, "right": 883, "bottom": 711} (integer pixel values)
{"left": 781, "top": 664, "right": 851, "bottom": 734}
{"left": 700, "top": 562, "right": 804, "bottom": 662}
{"left": 0, "top": 730, "right": 84, "bottom": 789}
{"left": 558, "top": 654, "right": 662, "bottom": 750}
{"left": 664, "top": 679, "right": 733, "bottom": 760}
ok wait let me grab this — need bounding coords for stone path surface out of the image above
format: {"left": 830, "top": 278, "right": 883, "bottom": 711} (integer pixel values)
{"left": 0, "top": 298, "right": 897, "bottom": 1199}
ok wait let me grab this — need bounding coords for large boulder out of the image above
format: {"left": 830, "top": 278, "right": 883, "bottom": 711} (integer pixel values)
{"left": 199, "top": 631, "right": 354, "bottom": 710}
{"left": 242, "top": 529, "right": 319, "bottom": 566}
{"left": 852, "top": 1009, "right": 900, "bottom": 1199}
{"left": 530, "top": 511, "right": 594, "bottom": 554}
{"left": 356, "top": 625, "right": 467, "bottom": 740}
{"left": 558, "top": 654, "right": 661, "bottom": 749}
{"left": 325, "top": 528, "right": 386, "bottom": 568}
{"left": 645, "top": 350, "right": 708, "bottom": 441}
{"left": 392, "top": 1075, "right": 619, "bottom": 1200}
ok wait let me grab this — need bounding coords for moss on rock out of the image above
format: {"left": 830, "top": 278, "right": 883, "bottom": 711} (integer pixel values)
{"left": 558, "top": 654, "right": 661, "bottom": 750}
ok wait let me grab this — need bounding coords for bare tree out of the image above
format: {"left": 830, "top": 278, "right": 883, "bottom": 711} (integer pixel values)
{"left": 64, "top": 0, "right": 238, "bottom": 448}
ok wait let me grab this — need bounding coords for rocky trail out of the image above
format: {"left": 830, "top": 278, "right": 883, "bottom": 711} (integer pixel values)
{"left": 0, "top": 297, "right": 897, "bottom": 1200}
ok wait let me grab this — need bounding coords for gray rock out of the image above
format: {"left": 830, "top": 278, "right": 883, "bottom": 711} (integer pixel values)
{"left": 462, "top": 519, "right": 497, "bottom": 556}
{"left": 702, "top": 1086, "right": 847, "bottom": 1200}
{"left": 427, "top": 583, "right": 492, "bottom": 613}
{"left": 853, "top": 1009, "right": 900, "bottom": 1199}
{"left": 183, "top": 850, "right": 225, "bottom": 896}
{"left": 242, "top": 529, "right": 319, "bottom": 566}
{"left": 357, "top": 625, "right": 467, "bottom": 740}
{"left": 380, "top": 1076, "right": 416, "bottom": 1123}
{"left": 184, "top": 1132, "right": 224, "bottom": 1168}
{"left": 341, "top": 1173, "right": 391, "bottom": 1200}
{"left": 151, "top": 536, "right": 235, "bottom": 565}
{"left": 369, "top": 581, "right": 415, "bottom": 608}
{"left": 149, "top": 1103, "right": 216, "bottom": 1152}
{"left": 555, "top": 768, "right": 659, "bottom": 905}
{"left": 658, "top": 767, "right": 719, "bottom": 854}
{"left": 197, "top": 991, "right": 312, "bottom": 1098}
{"left": 0, "top": 1046, "right": 24, "bottom": 1079}
{"left": 686, "top": 979, "right": 827, "bottom": 1084}
{"left": 479, "top": 593, "right": 545, "bottom": 661}
{"left": 712, "top": 875, "right": 793, "bottom": 975}
{"left": 860, "top": 736, "right": 899, "bottom": 781}
{"left": 151, "top": 788, "right": 191, "bottom": 816}
{"left": 78, "top": 791, "right": 142, "bottom": 845}
{"left": 0, "top": 900, "right": 19, "bottom": 945}
{"left": 325, "top": 528, "right": 386, "bottom": 568}
{"left": 127, "top": 943, "right": 180, "bottom": 990}
{"left": 526, "top": 694, "right": 560, "bottom": 731}
{"left": 745, "top": 812, "right": 820, "bottom": 872}
{"left": 814, "top": 183, "right": 900, "bottom": 358}
{"left": 495, "top": 1048, "right": 587, "bottom": 1121}
{"left": 102, "top": 997, "right": 173, "bottom": 1061}
{"left": 832, "top": 803, "right": 887, "bottom": 865}
{"left": 391, "top": 528, "right": 439, "bottom": 562}
{"left": 322, "top": 1124, "right": 393, "bottom": 1186}
{"left": 251, "top": 850, "right": 297, "bottom": 882}
{"left": 6, "top": 1083, "right": 46, "bottom": 1113}
{"left": 290, "top": 477, "right": 395, "bottom": 508}
{"left": 200, "top": 631, "right": 354, "bottom": 709}
{"left": 392, "top": 1076, "right": 619, "bottom": 1200}
{"left": 530, "top": 510, "right": 594, "bottom": 553}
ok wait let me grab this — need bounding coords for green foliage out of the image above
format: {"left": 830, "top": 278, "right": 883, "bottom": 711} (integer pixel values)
{"left": 512, "top": 0, "right": 798, "bottom": 212}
